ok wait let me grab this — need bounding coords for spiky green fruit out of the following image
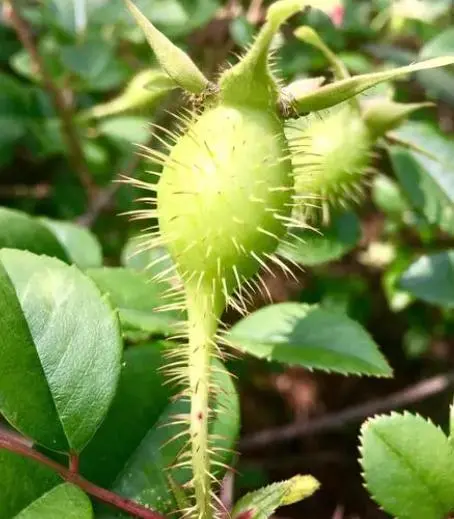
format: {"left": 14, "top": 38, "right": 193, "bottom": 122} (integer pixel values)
{"left": 158, "top": 105, "right": 292, "bottom": 312}
{"left": 287, "top": 105, "right": 372, "bottom": 222}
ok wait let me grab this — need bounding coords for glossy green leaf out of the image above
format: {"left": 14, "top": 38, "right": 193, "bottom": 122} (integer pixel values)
{"left": 294, "top": 57, "right": 454, "bottom": 114}
{"left": 228, "top": 303, "right": 391, "bottom": 376}
{"left": 0, "top": 208, "right": 67, "bottom": 261}
{"left": 278, "top": 212, "right": 360, "bottom": 266}
{"left": 39, "top": 219, "right": 102, "bottom": 268}
{"left": 79, "top": 342, "right": 172, "bottom": 488}
{"left": 125, "top": 0, "right": 208, "bottom": 94}
{"left": 99, "top": 357, "right": 240, "bottom": 517}
{"left": 13, "top": 484, "right": 92, "bottom": 519}
{"left": 0, "top": 450, "right": 59, "bottom": 519}
{"left": 232, "top": 475, "right": 319, "bottom": 519}
{"left": 86, "top": 267, "right": 181, "bottom": 336}
{"left": 0, "top": 249, "right": 122, "bottom": 452}
{"left": 360, "top": 412, "right": 454, "bottom": 519}
{"left": 388, "top": 123, "right": 454, "bottom": 235}
{"left": 399, "top": 250, "right": 454, "bottom": 307}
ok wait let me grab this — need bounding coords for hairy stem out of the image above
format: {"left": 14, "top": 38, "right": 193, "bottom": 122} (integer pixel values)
{"left": 0, "top": 430, "right": 166, "bottom": 519}
{"left": 186, "top": 291, "right": 222, "bottom": 519}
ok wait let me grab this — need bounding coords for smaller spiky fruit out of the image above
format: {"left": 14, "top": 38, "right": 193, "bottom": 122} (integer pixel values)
{"left": 287, "top": 105, "right": 372, "bottom": 222}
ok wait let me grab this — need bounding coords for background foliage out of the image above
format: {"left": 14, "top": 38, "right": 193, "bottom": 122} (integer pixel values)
{"left": 1, "top": 0, "right": 454, "bottom": 518}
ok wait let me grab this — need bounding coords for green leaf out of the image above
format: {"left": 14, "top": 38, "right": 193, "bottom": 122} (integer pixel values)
{"left": 0, "top": 249, "right": 122, "bottom": 452}
{"left": 420, "top": 28, "right": 454, "bottom": 60}
{"left": 98, "top": 356, "right": 240, "bottom": 517}
{"left": 399, "top": 250, "right": 454, "bottom": 308}
{"left": 79, "top": 342, "right": 172, "bottom": 488}
{"left": 13, "top": 484, "right": 93, "bottom": 519}
{"left": 371, "top": 174, "right": 410, "bottom": 218}
{"left": 232, "top": 475, "right": 319, "bottom": 519}
{"left": 382, "top": 249, "right": 414, "bottom": 313}
{"left": 99, "top": 116, "right": 150, "bottom": 145}
{"left": 39, "top": 219, "right": 102, "bottom": 268}
{"left": 61, "top": 39, "right": 113, "bottom": 82}
{"left": 86, "top": 267, "right": 181, "bottom": 336}
{"left": 0, "top": 450, "right": 59, "bottom": 519}
{"left": 121, "top": 237, "right": 175, "bottom": 280}
{"left": 0, "top": 208, "right": 68, "bottom": 261}
{"left": 228, "top": 303, "right": 392, "bottom": 376}
{"left": 125, "top": 0, "right": 208, "bottom": 94}
{"left": 387, "top": 123, "right": 454, "bottom": 235}
{"left": 294, "top": 57, "right": 454, "bottom": 114}
{"left": 360, "top": 412, "right": 454, "bottom": 519}
{"left": 278, "top": 212, "right": 360, "bottom": 266}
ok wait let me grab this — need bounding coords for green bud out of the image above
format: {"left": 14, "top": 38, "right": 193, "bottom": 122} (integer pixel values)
{"left": 125, "top": 0, "right": 209, "bottom": 94}
{"left": 362, "top": 99, "right": 433, "bottom": 138}
{"left": 219, "top": 0, "right": 305, "bottom": 108}
{"left": 79, "top": 69, "right": 175, "bottom": 121}
{"left": 293, "top": 56, "right": 454, "bottom": 115}
{"left": 294, "top": 26, "right": 350, "bottom": 80}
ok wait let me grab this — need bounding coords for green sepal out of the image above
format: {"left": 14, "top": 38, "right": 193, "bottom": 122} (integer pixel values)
{"left": 363, "top": 100, "right": 433, "bottom": 138}
{"left": 294, "top": 26, "right": 349, "bottom": 80}
{"left": 219, "top": 0, "right": 305, "bottom": 108}
{"left": 125, "top": 0, "right": 208, "bottom": 94}
{"left": 293, "top": 56, "right": 454, "bottom": 115}
{"left": 79, "top": 69, "right": 176, "bottom": 121}
{"left": 232, "top": 475, "right": 319, "bottom": 519}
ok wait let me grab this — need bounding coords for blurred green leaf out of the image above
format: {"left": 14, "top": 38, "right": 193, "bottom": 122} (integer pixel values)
{"left": 0, "top": 450, "right": 59, "bottom": 519}
{"left": 399, "top": 250, "right": 454, "bottom": 308}
{"left": 0, "top": 249, "right": 122, "bottom": 452}
{"left": 278, "top": 212, "right": 360, "bottom": 266}
{"left": 99, "top": 116, "right": 150, "bottom": 145}
{"left": 61, "top": 39, "right": 128, "bottom": 92}
{"left": 230, "top": 16, "right": 255, "bottom": 47}
{"left": 79, "top": 342, "right": 172, "bottom": 487}
{"left": 98, "top": 357, "right": 239, "bottom": 517}
{"left": 0, "top": 208, "right": 68, "bottom": 261}
{"left": 360, "top": 412, "right": 454, "bottom": 519}
{"left": 13, "top": 484, "right": 92, "bottom": 519}
{"left": 372, "top": 174, "right": 409, "bottom": 218}
{"left": 388, "top": 123, "right": 454, "bottom": 235}
{"left": 229, "top": 303, "right": 392, "bottom": 376}
{"left": 86, "top": 267, "right": 181, "bottom": 335}
{"left": 39, "top": 218, "right": 103, "bottom": 268}
{"left": 382, "top": 249, "right": 414, "bottom": 312}
{"left": 420, "top": 28, "right": 454, "bottom": 60}
{"left": 121, "top": 236, "right": 174, "bottom": 280}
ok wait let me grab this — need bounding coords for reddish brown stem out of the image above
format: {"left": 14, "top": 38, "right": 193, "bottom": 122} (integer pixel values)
{"left": 69, "top": 451, "right": 79, "bottom": 473}
{"left": 0, "top": 432, "right": 166, "bottom": 519}
{"left": 3, "top": 0, "right": 95, "bottom": 200}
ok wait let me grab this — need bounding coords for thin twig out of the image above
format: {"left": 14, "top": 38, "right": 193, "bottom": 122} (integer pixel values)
{"left": 77, "top": 150, "right": 142, "bottom": 227}
{"left": 240, "top": 370, "right": 454, "bottom": 451}
{"left": 0, "top": 184, "right": 50, "bottom": 199}
{"left": 0, "top": 430, "right": 166, "bottom": 519}
{"left": 3, "top": 1, "right": 95, "bottom": 199}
